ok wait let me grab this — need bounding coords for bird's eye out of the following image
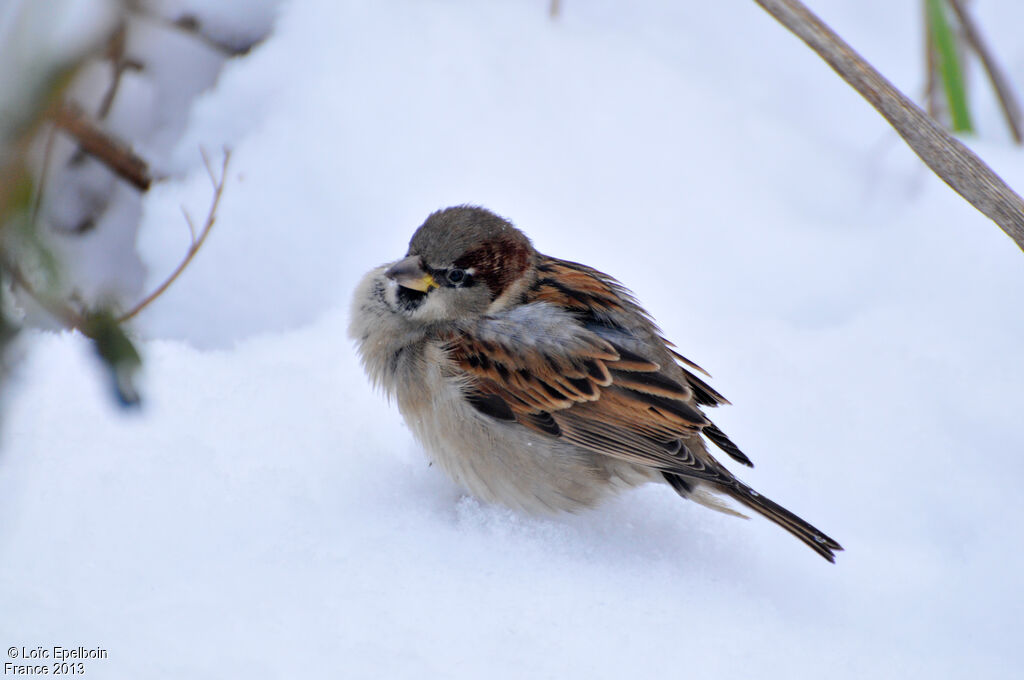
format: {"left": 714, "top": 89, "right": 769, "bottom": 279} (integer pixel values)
{"left": 446, "top": 268, "right": 467, "bottom": 285}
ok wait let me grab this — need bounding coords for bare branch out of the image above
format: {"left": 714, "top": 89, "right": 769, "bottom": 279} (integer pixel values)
{"left": 52, "top": 103, "right": 152, "bottom": 191}
{"left": 181, "top": 205, "right": 197, "bottom": 243}
{"left": 5, "top": 262, "right": 85, "bottom": 330}
{"left": 200, "top": 146, "right": 218, "bottom": 188}
{"left": 754, "top": 0, "right": 1024, "bottom": 252}
{"left": 118, "top": 149, "right": 231, "bottom": 323}
{"left": 947, "top": 0, "right": 1023, "bottom": 144}
{"left": 96, "top": 22, "right": 145, "bottom": 121}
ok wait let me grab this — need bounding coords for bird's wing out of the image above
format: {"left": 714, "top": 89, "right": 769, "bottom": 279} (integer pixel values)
{"left": 528, "top": 257, "right": 732, "bottom": 405}
{"left": 446, "top": 296, "right": 744, "bottom": 484}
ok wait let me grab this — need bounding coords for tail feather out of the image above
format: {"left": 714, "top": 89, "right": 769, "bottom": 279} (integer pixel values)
{"left": 725, "top": 480, "right": 843, "bottom": 563}
{"left": 665, "top": 472, "right": 842, "bottom": 562}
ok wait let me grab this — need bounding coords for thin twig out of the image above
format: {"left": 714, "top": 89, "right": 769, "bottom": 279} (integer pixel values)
{"left": 947, "top": 0, "right": 1023, "bottom": 144}
{"left": 97, "top": 22, "right": 126, "bottom": 119}
{"left": 129, "top": 5, "right": 265, "bottom": 56}
{"left": 52, "top": 103, "right": 152, "bottom": 191}
{"left": 200, "top": 146, "right": 218, "bottom": 187}
{"left": 118, "top": 148, "right": 231, "bottom": 323}
{"left": 97, "top": 22, "right": 146, "bottom": 121}
{"left": 30, "top": 123, "right": 59, "bottom": 222}
{"left": 753, "top": 0, "right": 1024, "bottom": 252}
{"left": 182, "top": 205, "right": 196, "bottom": 243}
{"left": 4, "top": 261, "right": 84, "bottom": 329}
{"left": 924, "top": 6, "right": 941, "bottom": 121}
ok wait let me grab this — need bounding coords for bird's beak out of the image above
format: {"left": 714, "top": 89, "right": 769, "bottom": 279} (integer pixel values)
{"left": 385, "top": 256, "right": 437, "bottom": 292}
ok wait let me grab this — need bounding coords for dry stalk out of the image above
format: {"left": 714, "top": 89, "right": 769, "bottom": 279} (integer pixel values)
{"left": 754, "top": 0, "right": 1024, "bottom": 252}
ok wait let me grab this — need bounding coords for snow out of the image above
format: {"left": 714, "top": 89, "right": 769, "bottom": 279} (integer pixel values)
{"left": 3, "top": 0, "right": 1023, "bottom": 677}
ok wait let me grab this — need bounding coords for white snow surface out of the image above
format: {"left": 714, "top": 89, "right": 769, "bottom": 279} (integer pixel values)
{"left": 3, "top": 0, "right": 1024, "bottom": 677}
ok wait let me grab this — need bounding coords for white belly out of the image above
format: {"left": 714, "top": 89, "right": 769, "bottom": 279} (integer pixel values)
{"left": 396, "top": 344, "right": 653, "bottom": 513}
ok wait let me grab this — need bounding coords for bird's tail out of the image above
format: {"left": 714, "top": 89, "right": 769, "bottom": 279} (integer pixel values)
{"left": 664, "top": 471, "right": 843, "bottom": 562}
{"left": 724, "top": 480, "right": 843, "bottom": 562}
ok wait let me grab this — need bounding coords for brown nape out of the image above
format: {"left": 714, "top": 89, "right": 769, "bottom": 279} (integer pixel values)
{"left": 454, "top": 236, "right": 532, "bottom": 300}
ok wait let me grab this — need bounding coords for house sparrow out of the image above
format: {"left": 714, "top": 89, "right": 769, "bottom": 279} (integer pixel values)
{"left": 350, "top": 206, "right": 842, "bottom": 562}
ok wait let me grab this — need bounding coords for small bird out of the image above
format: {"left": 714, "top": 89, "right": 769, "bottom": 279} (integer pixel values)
{"left": 350, "top": 206, "right": 842, "bottom": 562}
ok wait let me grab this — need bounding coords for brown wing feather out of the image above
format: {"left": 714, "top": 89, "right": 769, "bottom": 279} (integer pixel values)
{"left": 446, "top": 256, "right": 742, "bottom": 475}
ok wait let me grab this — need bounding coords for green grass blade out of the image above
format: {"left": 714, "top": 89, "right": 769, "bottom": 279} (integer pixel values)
{"left": 926, "top": 0, "right": 973, "bottom": 132}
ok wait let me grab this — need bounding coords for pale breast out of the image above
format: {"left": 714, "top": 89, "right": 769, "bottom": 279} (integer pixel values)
{"left": 395, "top": 342, "right": 655, "bottom": 513}
{"left": 350, "top": 268, "right": 655, "bottom": 513}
